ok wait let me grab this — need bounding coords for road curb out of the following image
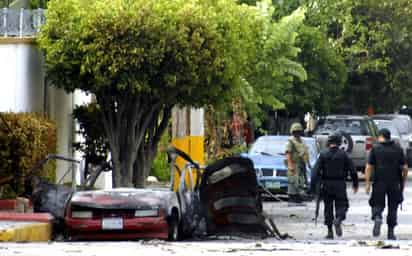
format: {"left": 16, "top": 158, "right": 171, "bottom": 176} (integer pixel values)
{"left": 0, "top": 213, "right": 53, "bottom": 242}
{"left": 0, "top": 212, "right": 53, "bottom": 222}
{"left": 0, "top": 199, "right": 17, "bottom": 210}
{"left": 0, "top": 222, "right": 52, "bottom": 241}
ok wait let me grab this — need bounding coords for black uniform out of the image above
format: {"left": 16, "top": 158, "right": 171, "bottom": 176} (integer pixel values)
{"left": 368, "top": 141, "right": 405, "bottom": 228}
{"left": 311, "top": 146, "right": 359, "bottom": 226}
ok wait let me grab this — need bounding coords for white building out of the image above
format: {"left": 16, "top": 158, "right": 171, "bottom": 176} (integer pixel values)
{"left": 0, "top": 9, "right": 110, "bottom": 188}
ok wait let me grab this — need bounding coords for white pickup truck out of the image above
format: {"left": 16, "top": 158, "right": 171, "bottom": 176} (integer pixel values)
{"left": 313, "top": 115, "right": 379, "bottom": 172}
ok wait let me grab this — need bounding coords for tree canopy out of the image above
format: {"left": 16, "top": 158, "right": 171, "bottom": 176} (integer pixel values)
{"left": 39, "top": 0, "right": 279, "bottom": 186}
{"left": 237, "top": 0, "right": 347, "bottom": 124}
{"left": 39, "top": 0, "right": 412, "bottom": 185}
{"left": 302, "top": 0, "right": 412, "bottom": 113}
{"left": 240, "top": 0, "right": 412, "bottom": 117}
{"left": 238, "top": 5, "right": 308, "bottom": 126}
{"left": 283, "top": 24, "right": 347, "bottom": 114}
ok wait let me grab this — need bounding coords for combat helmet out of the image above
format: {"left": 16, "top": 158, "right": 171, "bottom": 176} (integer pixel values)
{"left": 327, "top": 132, "right": 342, "bottom": 146}
{"left": 290, "top": 122, "right": 303, "bottom": 134}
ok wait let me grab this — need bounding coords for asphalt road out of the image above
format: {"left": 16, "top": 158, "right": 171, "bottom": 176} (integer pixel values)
{"left": 3, "top": 178, "right": 412, "bottom": 255}
{"left": 265, "top": 177, "right": 412, "bottom": 241}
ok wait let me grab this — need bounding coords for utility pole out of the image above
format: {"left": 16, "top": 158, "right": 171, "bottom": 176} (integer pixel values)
{"left": 171, "top": 107, "right": 204, "bottom": 190}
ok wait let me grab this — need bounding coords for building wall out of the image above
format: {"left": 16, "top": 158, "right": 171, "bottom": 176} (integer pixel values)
{"left": 0, "top": 40, "right": 108, "bottom": 188}
{"left": 46, "top": 86, "right": 75, "bottom": 184}
{"left": 0, "top": 40, "right": 74, "bottom": 184}
{"left": 0, "top": 42, "right": 44, "bottom": 113}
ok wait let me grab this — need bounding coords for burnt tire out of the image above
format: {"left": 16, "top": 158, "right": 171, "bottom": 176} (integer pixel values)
{"left": 168, "top": 212, "right": 180, "bottom": 241}
{"left": 339, "top": 131, "right": 353, "bottom": 153}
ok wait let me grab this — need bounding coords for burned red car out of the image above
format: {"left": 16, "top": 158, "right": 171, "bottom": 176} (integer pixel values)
{"left": 24, "top": 152, "right": 288, "bottom": 241}
{"left": 47, "top": 148, "right": 287, "bottom": 241}
{"left": 64, "top": 148, "right": 202, "bottom": 241}
{"left": 64, "top": 188, "right": 183, "bottom": 240}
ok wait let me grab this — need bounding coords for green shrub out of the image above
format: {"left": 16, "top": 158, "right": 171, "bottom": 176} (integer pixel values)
{"left": 0, "top": 112, "right": 56, "bottom": 198}
{"left": 73, "top": 103, "right": 109, "bottom": 165}
{"left": 207, "top": 144, "right": 248, "bottom": 164}
{"left": 30, "top": 0, "right": 49, "bottom": 9}
{"left": 151, "top": 130, "right": 171, "bottom": 182}
{"left": 0, "top": 184, "right": 17, "bottom": 199}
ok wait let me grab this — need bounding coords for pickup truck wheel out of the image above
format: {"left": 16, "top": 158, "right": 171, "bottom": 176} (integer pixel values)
{"left": 168, "top": 212, "right": 180, "bottom": 241}
{"left": 339, "top": 131, "right": 353, "bottom": 153}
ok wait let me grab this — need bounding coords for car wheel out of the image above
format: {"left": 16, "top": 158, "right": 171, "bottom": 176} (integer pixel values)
{"left": 168, "top": 212, "right": 180, "bottom": 241}
{"left": 339, "top": 131, "right": 353, "bottom": 153}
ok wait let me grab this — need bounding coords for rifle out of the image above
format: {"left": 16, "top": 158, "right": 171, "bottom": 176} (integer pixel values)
{"left": 400, "top": 167, "right": 405, "bottom": 211}
{"left": 314, "top": 181, "right": 322, "bottom": 225}
{"left": 310, "top": 161, "right": 322, "bottom": 225}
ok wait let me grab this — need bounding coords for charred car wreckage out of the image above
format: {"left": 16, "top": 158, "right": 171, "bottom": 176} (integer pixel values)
{"left": 20, "top": 148, "right": 289, "bottom": 241}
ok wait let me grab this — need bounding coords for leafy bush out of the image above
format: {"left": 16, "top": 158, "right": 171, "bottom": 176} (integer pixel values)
{"left": 207, "top": 144, "right": 248, "bottom": 164}
{"left": 72, "top": 103, "right": 109, "bottom": 165}
{"left": 151, "top": 130, "right": 171, "bottom": 182}
{"left": 30, "top": 0, "right": 49, "bottom": 9}
{"left": 0, "top": 113, "right": 56, "bottom": 198}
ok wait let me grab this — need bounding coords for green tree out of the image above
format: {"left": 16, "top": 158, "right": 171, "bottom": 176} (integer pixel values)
{"left": 39, "top": 0, "right": 268, "bottom": 187}
{"left": 72, "top": 103, "right": 109, "bottom": 174}
{"left": 282, "top": 25, "right": 347, "bottom": 114}
{"left": 303, "top": 0, "right": 412, "bottom": 112}
{"left": 236, "top": 4, "right": 308, "bottom": 127}
{"left": 238, "top": 0, "right": 346, "bottom": 124}
{"left": 246, "top": 0, "right": 412, "bottom": 114}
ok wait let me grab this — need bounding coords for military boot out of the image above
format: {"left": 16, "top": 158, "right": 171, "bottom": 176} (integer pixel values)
{"left": 373, "top": 217, "right": 382, "bottom": 237}
{"left": 333, "top": 218, "right": 343, "bottom": 237}
{"left": 325, "top": 225, "right": 334, "bottom": 239}
{"left": 388, "top": 226, "right": 396, "bottom": 240}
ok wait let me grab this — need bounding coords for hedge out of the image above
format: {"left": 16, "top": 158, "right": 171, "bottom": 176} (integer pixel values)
{"left": 0, "top": 112, "right": 57, "bottom": 198}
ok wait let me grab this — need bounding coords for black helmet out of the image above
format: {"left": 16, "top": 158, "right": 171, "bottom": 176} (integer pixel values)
{"left": 378, "top": 128, "right": 391, "bottom": 140}
{"left": 327, "top": 132, "right": 342, "bottom": 146}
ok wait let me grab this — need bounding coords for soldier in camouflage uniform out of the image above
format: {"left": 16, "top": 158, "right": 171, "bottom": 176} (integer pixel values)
{"left": 285, "top": 123, "right": 310, "bottom": 204}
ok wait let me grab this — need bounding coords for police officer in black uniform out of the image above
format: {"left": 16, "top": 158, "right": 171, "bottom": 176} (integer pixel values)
{"left": 365, "top": 128, "right": 408, "bottom": 240}
{"left": 311, "top": 132, "right": 359, "bottom": 239}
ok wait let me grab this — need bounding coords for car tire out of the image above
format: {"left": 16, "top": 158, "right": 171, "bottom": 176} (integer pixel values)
{"left": 339, "top": 131, "right": 353, "bottom": 153}
{"left": 168, "top": 212, "right": 180, "bottom": 241}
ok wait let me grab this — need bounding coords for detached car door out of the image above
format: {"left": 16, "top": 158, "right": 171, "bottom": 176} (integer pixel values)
{"left": 199, "top": 157, "right": 266, "bottom": 235}
{"left": 177, "top": 166, "right": 202, "bottom": 236}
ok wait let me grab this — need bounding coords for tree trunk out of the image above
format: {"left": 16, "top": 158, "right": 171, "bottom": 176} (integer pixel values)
{"left": 134, "top": 149, "right": 154, "bottom": 188}
{"left": 96, "top": 92, "right": 163, "bottom": 188}
{"left": 133, "top": 106, "right": 172, "bottom": 187}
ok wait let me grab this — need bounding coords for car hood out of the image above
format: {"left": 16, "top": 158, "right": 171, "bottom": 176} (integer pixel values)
{"left": 246, "top": 154, "right": 286, "bottom": 167}
{"left": 69, "top": 188, "right": 173, "bottom": 209}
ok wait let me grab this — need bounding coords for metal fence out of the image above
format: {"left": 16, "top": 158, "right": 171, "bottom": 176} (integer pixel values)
{"left": 0, "top": 8, "right": 45, "bottom": 37}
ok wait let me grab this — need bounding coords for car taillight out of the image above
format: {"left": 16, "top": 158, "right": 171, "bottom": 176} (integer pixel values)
{"left": 366, "top": 137, "right": 374, "bottom": 151}
{"left": 72, "top": 211, "right": 93, "bottom": 219}
{"left": 134, "top": 208, "right": 159, "bottom": 217}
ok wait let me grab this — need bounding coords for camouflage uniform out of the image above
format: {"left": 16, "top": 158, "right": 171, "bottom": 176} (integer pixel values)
{"left": 285, "top": 123, "right": 310, "bottom": 199}
{"left": 285, "top": 137, "right": 309, "bottom": 196}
